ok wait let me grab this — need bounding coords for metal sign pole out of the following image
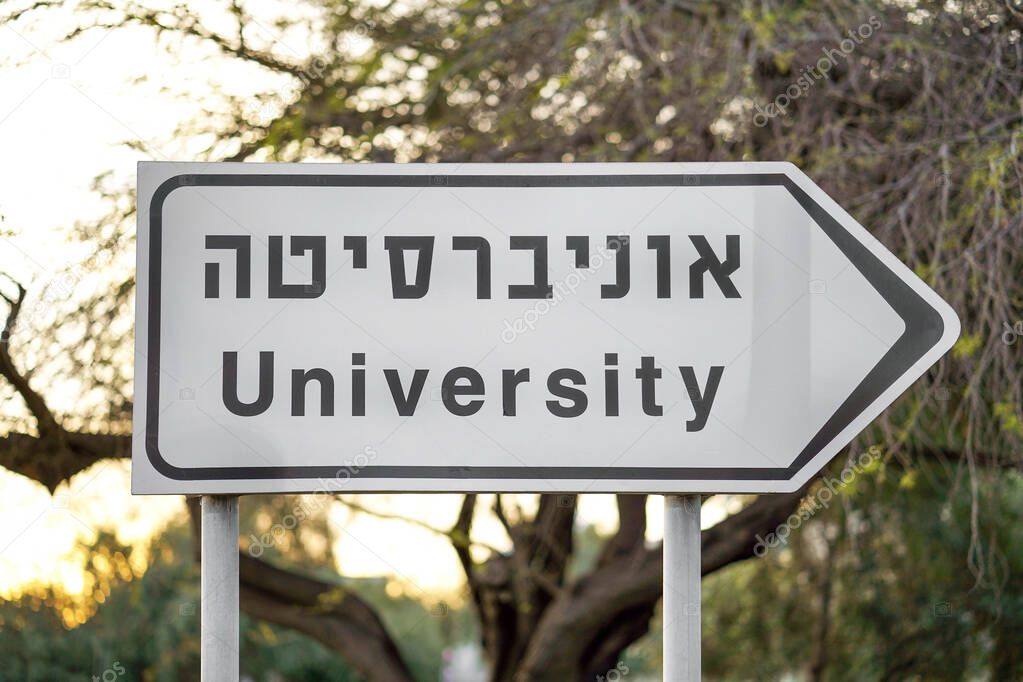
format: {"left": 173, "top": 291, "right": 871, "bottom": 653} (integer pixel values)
{"left": 201, "top": 495, "right": 240, "bottom": 682}
{"left": 664, "top": 494, "right": 701, "bottom": 682}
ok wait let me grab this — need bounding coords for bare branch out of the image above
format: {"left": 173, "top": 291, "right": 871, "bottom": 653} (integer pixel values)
{"left": 0, "top": 278, "right": 62, "bottom": 439}
{"left": 451, "top": 493, "right": 478, "bottom": 575}
{"left": 595, "top": 494, "right": 648, "bottom": 568}
{"left": 183, "top": 498, "right": 416, "bottom": 682}
{"left": 336, "top": 495, "right": 505, "bottom": 554}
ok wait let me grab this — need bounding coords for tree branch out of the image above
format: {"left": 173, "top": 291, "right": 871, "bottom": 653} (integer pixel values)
{"left": 184, "top": 497, "right": 416, "bottom": 682}
{"left": 0, "top": 277, "right": 61, "bottom": 438}
{"left": 238, "top": 553, "right": 416, "bottom": 682}
{"left": 596, "top": 494, "right": 648, "bottom": 568}
{"left": 337, "top": 495, "right": 504, "bottom": 554}
{"left": 516, "top": 485, "right": 811, "bottom": 680}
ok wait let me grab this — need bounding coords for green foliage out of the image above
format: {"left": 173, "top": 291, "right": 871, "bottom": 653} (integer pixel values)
{"left": 0, "top": 520, "right": 455, "bottom": 681}
{"left": 703, "top": 465, "right": 1023, "bottom": 680}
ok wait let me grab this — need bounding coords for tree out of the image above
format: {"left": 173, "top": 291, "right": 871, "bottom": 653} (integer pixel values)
{"left": 0, "top": 521, "right": 449, "bottom": 681}
{"left": 702, "top": 462, "right": 1023, "bottom": 680}
{"left": 2, "top": 0, "right": 1021, "bottom": 679}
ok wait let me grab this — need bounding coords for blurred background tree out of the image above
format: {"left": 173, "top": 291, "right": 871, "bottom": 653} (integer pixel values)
{"left": 1, "top": 0, "right": 1021, "bottom": 680}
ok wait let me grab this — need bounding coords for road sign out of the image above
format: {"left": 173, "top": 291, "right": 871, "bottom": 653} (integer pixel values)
{"left": 133, "top": 162, "right": 959, "bottom": 494}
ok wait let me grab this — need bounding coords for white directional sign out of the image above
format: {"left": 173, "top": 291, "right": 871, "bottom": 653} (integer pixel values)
{"left": 133, "top": 162, "right": 959, "bottom": 494}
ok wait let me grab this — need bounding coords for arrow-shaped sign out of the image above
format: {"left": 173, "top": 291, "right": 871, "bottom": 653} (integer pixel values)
{"left": 133, "top": 162, "right": 959, "bottom": 494}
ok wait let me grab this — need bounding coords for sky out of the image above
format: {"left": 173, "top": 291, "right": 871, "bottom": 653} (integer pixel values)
{"left": 0, "top": 0, "right": 730, "bottom": 604}
{"left": 0, "top": 2, "right": 205, "bottom": 599}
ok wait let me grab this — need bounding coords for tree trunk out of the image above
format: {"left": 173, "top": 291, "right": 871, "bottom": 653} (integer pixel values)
{"left": 810, "top": 534, "right": 836, "bottom": 682}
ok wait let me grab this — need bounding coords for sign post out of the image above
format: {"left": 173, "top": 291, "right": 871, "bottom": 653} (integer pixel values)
{"left": 133, "top": 162, "right": 959, "bottom": 679}
{"left": 200, "top": 495, "right": 239, "bottom": 682}
{"left": 664, "top": 495, "right": 701, "bottom": 681}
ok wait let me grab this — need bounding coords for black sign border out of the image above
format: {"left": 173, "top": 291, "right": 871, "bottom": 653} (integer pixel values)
{"left": 144, "top": 172, "right": 944, "bottom": 482}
